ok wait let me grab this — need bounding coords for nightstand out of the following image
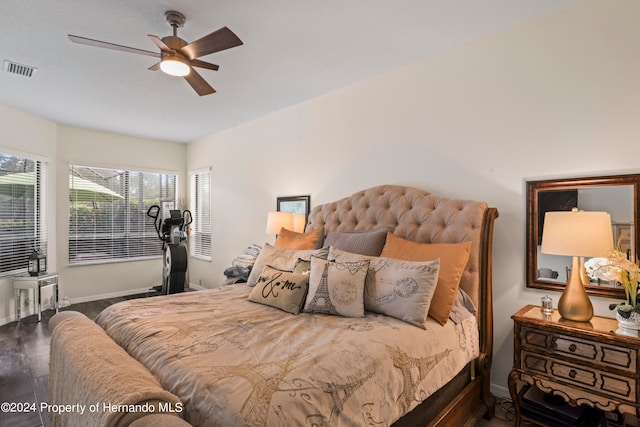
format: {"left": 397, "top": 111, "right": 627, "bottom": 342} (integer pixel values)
{"left": 14, "top": 272, "right": 59, "bottom": 322}
{"left": 509, "top": 304, "right": 640, "bottom": 426}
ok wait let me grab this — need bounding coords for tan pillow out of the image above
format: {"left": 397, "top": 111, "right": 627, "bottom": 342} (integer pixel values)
{"left": 380, "top": 232, "right": 471, "bottom": 325}
{"left": 246, "top": 244, "right": 329, "bottom": 287}
{"left": 275, "top": 227, "right": 324, "bottom": 250}
{"left": 248, "top": 266, "right": 310, "bottom": 314}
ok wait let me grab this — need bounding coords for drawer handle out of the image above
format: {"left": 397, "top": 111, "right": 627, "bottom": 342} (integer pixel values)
{"left": 569, "top": 344, "right": 577, "bottom": 352}
{"left": 569, "top": 369, "right": 577, "bottom": 379}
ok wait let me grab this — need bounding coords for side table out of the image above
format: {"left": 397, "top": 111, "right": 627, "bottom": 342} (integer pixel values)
{"left": 14, "top": 272, "right": 59, "bottom": 322}
{"left": 509, "top": 304, "right": 640, "bottom": 426}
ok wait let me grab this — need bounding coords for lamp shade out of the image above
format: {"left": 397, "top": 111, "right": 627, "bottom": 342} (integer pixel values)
{"left": 265, "top": 211, "right": 293, "bottom": 234}
{"left": 541, "top": 210, "right": 613, "bottom": 257}
{"left": 293, "top": 213, "right": 306, "bottom": 233}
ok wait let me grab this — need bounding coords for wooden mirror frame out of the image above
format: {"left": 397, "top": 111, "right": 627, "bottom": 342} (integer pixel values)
{"left": 526, "top": 173, "right": 640, "bottom": 298}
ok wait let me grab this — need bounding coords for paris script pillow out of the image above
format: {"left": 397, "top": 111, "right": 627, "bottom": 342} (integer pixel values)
{"left": 248, "top": 265, "right": 309, "bottom": 314}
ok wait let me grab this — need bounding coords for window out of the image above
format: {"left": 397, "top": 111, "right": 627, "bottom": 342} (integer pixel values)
{"left": 190, "top": 168, "right": 211, "bottom": 260}
{"left": 0, "top": 153, "right": 47, "bottom": 276}
{"left": 68, "top": 165, "right": 176, "bottom": 264}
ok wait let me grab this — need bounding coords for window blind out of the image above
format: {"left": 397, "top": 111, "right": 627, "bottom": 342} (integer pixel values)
{"left": 0, "top": 154, "right": 47, "bottom": 276}
{"left": 68, "top": 165, "right": 176, "bottom": 265}
{"left": 191, "top": 169, "right": 211, "bottom": 260}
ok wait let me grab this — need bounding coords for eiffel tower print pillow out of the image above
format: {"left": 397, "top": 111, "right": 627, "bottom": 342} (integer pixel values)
{"left": 303, "top": 257, "right": 370, "bottom": 318}
{"left": 328, "top": 247, "right": 441, "bottom": 329}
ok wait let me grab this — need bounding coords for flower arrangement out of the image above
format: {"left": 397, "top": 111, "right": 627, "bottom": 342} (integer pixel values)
{"left": 585, "top": 246, "right": 639, "bottom": 318}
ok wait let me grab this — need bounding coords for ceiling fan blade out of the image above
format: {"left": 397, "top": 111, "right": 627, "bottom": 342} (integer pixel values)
{"left": 68, "top": 34, "right": 160, "bottom": 58}
{"left": 180, "top": 26, "right": 243, "bottom": 59}
{"left": 148, "top": 62, "right": 162, "bottom": 71}
{"left": 190, "top": 59, "right": 219, "bottom": 71}
{"left": 184, "top": 69, "right": 216, "bottom": 96}
{"left": 147, "top": 35, "right": 171, "bottom": 52}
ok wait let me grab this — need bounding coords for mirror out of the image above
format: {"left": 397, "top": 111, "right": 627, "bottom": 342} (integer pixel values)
{"left": 526, "top": 174, "right": 640, "bottom": 298}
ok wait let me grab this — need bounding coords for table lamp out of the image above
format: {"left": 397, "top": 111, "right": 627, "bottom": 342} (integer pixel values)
{"left": 293, "top": 213, "right": 306, "bottom": 233}
{"left": 541, "top": 208, "right": 613, "bottom": 321}
{"left": 265, "top": 211, "right": 293, "bottom": 235}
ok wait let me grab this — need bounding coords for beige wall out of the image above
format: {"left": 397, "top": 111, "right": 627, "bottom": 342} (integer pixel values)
{"left": 56, "top": 125, "right": 187, "bottom": 304}
{"left": 0, "top": 108, "right": 187, "bottom": 324}
{"left": 188, "top": 0, "right": 640, "bottom": 394}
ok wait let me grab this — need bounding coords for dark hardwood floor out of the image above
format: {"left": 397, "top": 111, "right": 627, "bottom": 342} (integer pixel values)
{"left": 0, "top": 292, "right": 158, "bottom": 427}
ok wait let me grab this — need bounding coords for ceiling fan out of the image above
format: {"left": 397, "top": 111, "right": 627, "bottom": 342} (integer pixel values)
{"left": 68, "top": 10, "right": 243, "bottom": 96}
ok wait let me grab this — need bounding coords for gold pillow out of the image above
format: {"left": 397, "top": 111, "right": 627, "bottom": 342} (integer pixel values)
{"left": 274, "top": 227, "right": 323, "bottom": 250}
{"left": 380, "top": 232, "right": 471, "bottom": 325}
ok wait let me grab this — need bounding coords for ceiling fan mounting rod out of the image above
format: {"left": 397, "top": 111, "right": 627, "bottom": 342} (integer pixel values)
{"left": 165, "top": 10, "right": 186, "bottom": 37}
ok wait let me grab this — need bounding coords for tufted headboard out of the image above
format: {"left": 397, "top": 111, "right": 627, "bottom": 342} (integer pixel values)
{"left": 306, "top": 185, "right": 497, "bottom": 309}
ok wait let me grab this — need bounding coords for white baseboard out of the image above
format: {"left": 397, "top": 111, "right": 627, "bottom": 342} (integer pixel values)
{"left": 68, "top": 287, "right": 153, "bottom": 305}
{"left": 491, "top": 383, "right": 510, "bottom": 399}
{"left": 188, "top": 282, "right": 207, "bottom": 291}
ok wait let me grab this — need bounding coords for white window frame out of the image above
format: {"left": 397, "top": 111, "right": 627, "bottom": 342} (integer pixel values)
{"left": 190, "top": 168, "right": 212, "bottom": 261}
{"left": 68, "top": 164, "right": 177, "bottom": 265}
{"left": 0, "top": 152, "right": 47, "bottom": 277}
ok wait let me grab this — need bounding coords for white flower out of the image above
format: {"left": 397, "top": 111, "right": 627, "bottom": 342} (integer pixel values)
{"left": 585, "top": 249, "right": 640, "bottom": 310}
{"left": 585, "top": 257, "right": 620, "bottom": 282}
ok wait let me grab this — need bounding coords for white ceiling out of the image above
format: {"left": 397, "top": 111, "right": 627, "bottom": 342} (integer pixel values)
{"left": 1, "top": 0, "right": 585, "bottom": 143}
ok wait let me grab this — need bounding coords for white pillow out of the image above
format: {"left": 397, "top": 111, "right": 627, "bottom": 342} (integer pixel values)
{"left": 329, "top": 247, "right": 440, "bottom": 328}
{"left": 303, "top": 256, "right": 369, "bottom": 318}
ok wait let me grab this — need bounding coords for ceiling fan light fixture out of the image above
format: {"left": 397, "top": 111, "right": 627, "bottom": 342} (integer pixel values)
{"left": 160, "top": 55, "right": 190, "bottom": 77}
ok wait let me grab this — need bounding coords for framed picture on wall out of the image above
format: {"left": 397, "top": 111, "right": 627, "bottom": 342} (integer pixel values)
{"left": 277, "top": 195, "right": 310, "bottom": 216}
{"left": 277, "top": 195, "right": 310, "bottom": 231}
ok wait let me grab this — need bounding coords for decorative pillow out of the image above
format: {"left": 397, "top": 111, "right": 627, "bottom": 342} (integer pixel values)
{"left": 248, "top": 266, "right": 309, "bottom": 314}
{"left": 303, "top": 257, "right": 369, "bottom": 318}
{"left": 380, "top": 232, "right": 472, "bottom": 325}
{"left": 274, "top": 227, "right": 324, "bottom": 250}
{"left": 293, "top": 258, "right": 311, "bottom": 274}
{"left": 449, "top": 288, "right": 477, "bottom": 324}
{"left": 246, "top": 244, "right": 329, "bottom": 287}
{"left": 329, "top": 247, "right": 440, "bottom": 328}
{"left": 323, "top": 227, "right": 391, "bottom": 256}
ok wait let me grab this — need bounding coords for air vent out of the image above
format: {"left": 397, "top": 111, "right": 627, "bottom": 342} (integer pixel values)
{"left": 3, "top": 60, "right": 37, "bottom": 78}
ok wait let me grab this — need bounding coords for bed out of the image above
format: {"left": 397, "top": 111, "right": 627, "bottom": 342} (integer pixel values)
{"left": 48, "top": 184, "right": 498, "bottom": 427}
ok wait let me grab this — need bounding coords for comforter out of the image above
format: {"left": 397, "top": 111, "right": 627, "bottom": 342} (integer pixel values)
{"left": 95, "top": 285, "right": 479, "bottom": 426}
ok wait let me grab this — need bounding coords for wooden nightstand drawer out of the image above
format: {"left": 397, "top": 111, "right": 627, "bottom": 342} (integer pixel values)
{"left": 523, "top": 350, "right": 636, "bottom": 403}
{"left": 510, "top": 305, "right": 640, "bottom": 426}
{"left": 522, "top": 326, "right": 636, "bottom": 373}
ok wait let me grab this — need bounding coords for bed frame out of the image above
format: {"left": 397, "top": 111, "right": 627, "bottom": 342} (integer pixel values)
{"left": 306, "top": 185, "right": 498, "bottom": 426}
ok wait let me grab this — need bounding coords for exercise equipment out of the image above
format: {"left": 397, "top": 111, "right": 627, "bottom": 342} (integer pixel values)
{"left": 147, "top": 205, "right": 192, "bottom": 294}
